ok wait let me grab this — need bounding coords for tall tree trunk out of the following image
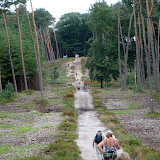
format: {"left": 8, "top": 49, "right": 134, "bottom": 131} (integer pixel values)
{"left": 118, "top": 2, "right": 123, "bottom": 90}
{"left": 157, "top": 18, "right": 160, "bottom": 91}
{"left": 119, "top": 17, "right": 126, "bottom": 58}
{"left": 138, "top": 12, "right": 146, "bottom": 88}
{"left": 2, "top": 6, "right": 17, "bottom": 92}
{"left": 30, "top": 0, "right": 43, "bottom": 99}
{"left": 25, "top": 6, "right": 40, "bottom": 90}
{"left": 53, "top": 28, "right": 60, "bottom": 65}
{"left": 100, "top": 80, "right": 103, "bottom": 88}
{"left": 133, "top": 0, "right": 141, "bottom": 88}
{"left": 25, "top": 6, "right": 38, "bottom": 69}
{"left": 39, "top": 27, "right": 49, "bottom": 69}
{"left": 45, "top": 28, "right": 55, "bottom": 85}
{"left": 145, "top": 0, "right": 154, "bottom": 112}
{"left": 149, "top": 21, "right": 159, "bottom": 92}
{"left": 151, "top": 21, "right": 159, "bottom": 92}
{"left": 0, "top": 65, "right": 2, "bottom": 92}
{"left": 15, "top": 5, "right": 28, "bottom": 91}
{"left": 123, "top": 12, "right": 134, "bottom": 90}
{"left": 60, "top": 43, "right": 62, "bottom": 59}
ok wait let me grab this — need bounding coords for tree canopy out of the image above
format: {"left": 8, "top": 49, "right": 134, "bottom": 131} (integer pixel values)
{"left": 86, "top": 1, "right": 119, "bottom": 88}
{"left": 34, "top": 8, "right": 55, "bottom": 29}
{"left": 55, "top": 12, "right": 91, "bottom": 57}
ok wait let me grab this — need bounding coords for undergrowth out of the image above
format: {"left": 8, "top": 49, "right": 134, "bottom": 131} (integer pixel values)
{"left": 92, "top": 88, "right": 160, "bottom": 160}
{"left": 41, "top": 86, "right": 80, "bottom": 160}
{"left": 17, "top": 86, "right": 80, "bottom": 160}
{"left": 0, "top": 82, "right": 15, "bottom": 103}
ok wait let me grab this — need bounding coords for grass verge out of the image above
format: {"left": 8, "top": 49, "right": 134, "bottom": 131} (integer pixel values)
{"left": 92, "top": 88, "right": 160, "bottom": 160}
{"left": 42, "top": 86, "right": 80, "bottom": 160}
{"left": 17, "top": 86, "right": 80, "bottom": 160}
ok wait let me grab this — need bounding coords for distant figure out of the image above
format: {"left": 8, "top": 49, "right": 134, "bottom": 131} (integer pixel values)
{"left": 77, "top": 84, "right": 80, "bottom": 90}
{"left": 68, "top": 63, "right": 69, "bottom": 67}
{"left": 83, "top": 85, "right": 86, "bottom": 92}
{"left": 63, "top": 55, "right": 68, "bottom": 58}
{"left": 117, "top": 152, "right": 131, "bottom": 160}
{"left": 76, "top": 73, "right": 77, "bottom": 76}
{"left": 75, "top": 54, "right": 79, "bottom": 59}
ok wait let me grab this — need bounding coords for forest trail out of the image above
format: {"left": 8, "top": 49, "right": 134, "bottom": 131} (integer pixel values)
{"left": 66, "top": 58, "right": 121, "bottom": 160}
{"left": 67, "top": 58, "right": 106, "bottom": 160}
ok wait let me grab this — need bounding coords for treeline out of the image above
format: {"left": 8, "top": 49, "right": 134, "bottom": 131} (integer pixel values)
{"left": 85, "top": 0, "right": 160, "bottom": 112}
{"left": 0, "top": 0, "right": 58, "bottom": 95}
{"left": 0, "top": 0, "right": 91, "bottom": 95}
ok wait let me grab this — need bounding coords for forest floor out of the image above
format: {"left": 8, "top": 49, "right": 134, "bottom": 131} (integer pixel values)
{"left": 100, "top": 89, "right": 160, "bottom": 150}
{"left": 0, "top": 84, "right": 66, "bottom": 159}
{"left": 0, "top": 58, "right": 160, "bottom": 160}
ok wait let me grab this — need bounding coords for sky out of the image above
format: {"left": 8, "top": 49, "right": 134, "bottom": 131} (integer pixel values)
{"left": 26, "top": 0, "right": 120, "bottom": 22}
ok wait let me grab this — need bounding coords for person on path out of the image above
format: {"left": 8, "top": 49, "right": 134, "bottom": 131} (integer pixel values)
{"left": 83, "top": 85, "right": 86, "bottom": 92}
{"left": 98, "top": 130, "right": 121, "bottom": 160}
{"left": 77, "top": 83, "right": 80, "bottom": 90}
{"left": 93, "top": 130, "right": 105, "bottom": 160}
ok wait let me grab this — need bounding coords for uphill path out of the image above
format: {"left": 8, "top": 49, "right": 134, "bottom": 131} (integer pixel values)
{"left": 66, "top": 58, "right": 122, "bottom": 160}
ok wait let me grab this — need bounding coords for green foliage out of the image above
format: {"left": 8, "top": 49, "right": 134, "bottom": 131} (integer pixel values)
{"left": 110, "top": 110, "right": 133, "bottom": 115}
{"left": 56, "top": 12, "right": 91, "bottom": 57}
{"left": 119, "top": 133, "right": 141, "bottom": 146}
{"left": 153, "top": 92, "right": 160, "bottom": 102}
{"left": 86, "top": 2, "right": 119, "bottom": 88}
{"left": 0, "top": 122, "right": 14, "bottom": 129}
{"left": 34, "top": 8, "right": 55, "bottom": 29}
{"left": 53, "top": 66, "right": 59, "bottom": 79}
{"left": 15, "top": 126, "right": 33, "bottom": 134}
{"left": 49, "top": 99, "right": 63, "bottom": 105}
{"left": 128, "top": 103, "right": 138, "bottom": 109}
{"left": 146, "top": 112, "right": 160, "bottom": 119}
{"left": 0, "top": 145, "right": 13, "bottom": 155}
{"left": 58, "top": 117, "right": 77, "bottom": 131}
{"left": 15, "top": 155, "right": 43, "bottom": 160}
{"left": 0, "top": 82, "right": 15, "bottom": 103}
{"left": 44, "top": 139, "right": 80, "bottom": 160}
{"left": 36, "top": 99, "right": 49, "bottom": 106}
{"left": 126, "top": 73, "right": 135, "bottom": 86}
{"left": 0, "top": 112, "right": 10, "bottom": 119}
{"left": 21, "top": 89, "right": 36, "bottom": 95}
{"left": 0, "top": 6, "right": 47, "bottom": 91}
{"left": 107, "top": 80, "right": 120, "bottom": 88}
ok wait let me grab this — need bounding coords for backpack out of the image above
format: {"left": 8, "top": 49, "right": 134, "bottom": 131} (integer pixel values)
{"left": 103, "top": 140, "right": 117, "bottom": 160}
{"left": 95, "top": 133, "right": 102, "bottom": 144}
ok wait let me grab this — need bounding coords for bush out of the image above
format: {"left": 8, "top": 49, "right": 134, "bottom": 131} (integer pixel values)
{"left": 0, "top": 82, "right": 15, "bottom": 102}
{"left": 36, "top": 99, "right": 49, "bottom": 106}
{"left": 66, "top": 92, "right": 74, "bottom": 97}
{"left": 54, "top": 66, "right": 59, "bottom": 79}
{"left": 126, "top": 73, "right": 135, "bottom": 85}
{"left": 22, "top": 89, "right": 35, "bottom": 95}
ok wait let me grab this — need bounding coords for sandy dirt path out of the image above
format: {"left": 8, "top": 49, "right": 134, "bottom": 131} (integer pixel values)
{"left": 67, "top": 58, "right": 106, "bottom": 160}
{"left": 66, "top": 58, "right": 123, "bottom": 160}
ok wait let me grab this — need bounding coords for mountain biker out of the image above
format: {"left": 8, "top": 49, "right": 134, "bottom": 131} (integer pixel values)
{"left": 98, "top": 130, "right": 120, "bottom": 160}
